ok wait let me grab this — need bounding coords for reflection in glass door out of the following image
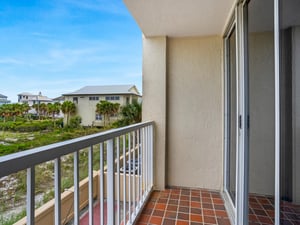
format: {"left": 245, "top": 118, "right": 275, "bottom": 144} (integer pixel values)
{"left": 225, "top": 23, "right": 237, "bottom": 206}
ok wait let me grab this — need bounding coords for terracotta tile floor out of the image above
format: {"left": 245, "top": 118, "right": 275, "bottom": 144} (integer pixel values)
{"left": 135, "top": 188, "right": 231, "bottom": 225}
{"left": 249, "top": 194, "right": 300, "bottom": 225}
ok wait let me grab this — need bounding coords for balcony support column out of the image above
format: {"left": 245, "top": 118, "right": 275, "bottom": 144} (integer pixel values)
{"left": 142, "top": 36, "right": 167, "bottom": 190}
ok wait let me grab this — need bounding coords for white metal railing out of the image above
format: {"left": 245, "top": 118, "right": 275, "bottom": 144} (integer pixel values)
{"left": 0, "top": 121, "right": 154, "bottom": 225}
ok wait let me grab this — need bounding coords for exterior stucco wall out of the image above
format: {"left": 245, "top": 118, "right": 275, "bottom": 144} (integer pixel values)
{"left": 166, "top": 37, "right": 223, "bottom": 190}
{"left": 142, "top": 36, "right": 167, "bottom": 190}
{"left": 249, "top": 32, "right": 275, "bottom": 195}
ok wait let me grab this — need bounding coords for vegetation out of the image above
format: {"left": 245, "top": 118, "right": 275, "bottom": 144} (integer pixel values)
{"left": 114, "top": 101, "right": 142, "bottom": 127}
{"left": 61, "top": 101, "right": 76, "bottom": 126}
{"left": 95, "top": 100, "right": 120, "bottom": 127}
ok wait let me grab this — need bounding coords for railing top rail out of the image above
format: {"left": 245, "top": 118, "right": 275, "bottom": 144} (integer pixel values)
{"left": 0, "top": 121, "right": 154, "bottom": 178}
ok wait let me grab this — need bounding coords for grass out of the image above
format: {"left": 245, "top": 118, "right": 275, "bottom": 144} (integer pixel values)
{"left": 0, "top": 123, "right": 106, "bottom": 225}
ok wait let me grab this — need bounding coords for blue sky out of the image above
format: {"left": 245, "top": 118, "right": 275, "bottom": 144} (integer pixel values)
{"left": 0, "top": 0, "right": 142, "bottom": 102}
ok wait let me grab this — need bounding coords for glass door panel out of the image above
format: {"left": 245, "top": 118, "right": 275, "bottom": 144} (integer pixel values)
{"left": 225, "top": 24, "right": 237, "bottom": 206}
{"left": 248, "top": 0, "right": 275, "bottom": 224}
{"left": 279, "top": 0, "right": 300, "bottom": 224}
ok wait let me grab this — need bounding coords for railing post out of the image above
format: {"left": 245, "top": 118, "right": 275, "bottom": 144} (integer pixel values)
{"left": 27, "top": 167, "right": 35, "bottom": 225}
{"left": 74, "top": 151, "right": 80, "bottom": 225}
{"left": 54, "top": 158, "right": 61, "bottom": 225}
{"left": 107, "top": 139, "right": 115, "bottom": 225}
{"left": 88, "top": 146, "right": 94, "bottom": 225}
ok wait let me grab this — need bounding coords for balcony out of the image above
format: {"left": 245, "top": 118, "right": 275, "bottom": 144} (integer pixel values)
{"left": 0, "top": 121, "right": 154, "bottom": 225}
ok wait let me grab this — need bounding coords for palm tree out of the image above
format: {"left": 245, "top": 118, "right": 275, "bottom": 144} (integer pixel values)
{"left": 61, "top": 101, "right": 76, "bottom": 127}
{"left": 21, "top": 103, "right": 30, "bottom": 120}
{"left": 120, "top": 101, "right": 142, "bottom": 125}
{"left": 96, "top": 101, "right": 120, "bottom": 127}
{"left": 39, "top": 103, "right": 48, "bottom": 119}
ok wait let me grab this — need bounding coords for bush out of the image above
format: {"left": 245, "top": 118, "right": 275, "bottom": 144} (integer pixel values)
{"left": 69, "top": 116, "right": 82, "bottom": 128}
{"left": 0, "top": 120, "right": 54, "bottom": 132}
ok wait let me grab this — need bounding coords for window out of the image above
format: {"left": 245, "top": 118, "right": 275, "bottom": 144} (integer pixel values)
{"left": 95, "top": 114, "right": 102, "bottom": 120}
{"left": 105, "top": 96, "right": 120, "bottom": 101}
{"left": 73, "top": 97, "right": 78, "bottom": 103}
{"left": 89, "top": 96, "right": 99, "bottom": 101}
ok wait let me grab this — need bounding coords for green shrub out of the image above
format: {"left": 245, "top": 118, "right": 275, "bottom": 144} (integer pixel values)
{"left": 69, "top": 116, "right": 82, "bottom": 128}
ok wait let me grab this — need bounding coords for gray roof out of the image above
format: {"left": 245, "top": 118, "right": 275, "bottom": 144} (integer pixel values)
{"left": 0, "top": 94, "right": 7, "bottom": 98}
{"left": 63, "top": 85, "right": 140, "bottom": 96}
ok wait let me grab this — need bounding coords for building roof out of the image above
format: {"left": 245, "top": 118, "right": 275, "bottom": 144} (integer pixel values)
{"left": 63, "top": 85, "right": 141, "bottom": 96}
{"left": 0, "top": 94, "right": 7, "bottom": 98}
{"left": 18, "top": 92, "right": 34, "bottom": 96}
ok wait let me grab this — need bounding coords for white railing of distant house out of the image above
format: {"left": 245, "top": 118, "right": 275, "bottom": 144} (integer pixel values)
{"left": 0, "top": 121, "right": 154, "bottom": 225}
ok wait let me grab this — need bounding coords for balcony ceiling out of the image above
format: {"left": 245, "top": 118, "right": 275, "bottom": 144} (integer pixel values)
{"left": 123, "top": 0, "right": 236, "bottom": 37}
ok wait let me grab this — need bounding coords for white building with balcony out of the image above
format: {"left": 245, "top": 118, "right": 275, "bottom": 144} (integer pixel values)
{"left": 63, "top": 84, "right": 141, "bottom": 127}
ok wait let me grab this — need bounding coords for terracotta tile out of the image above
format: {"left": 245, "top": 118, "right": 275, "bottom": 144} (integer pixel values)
{"left": 179, "top": 200, "right": 189, "bottom": 207}
{"left": 202, "top": 203, "right": 213, "bottom": 209}
{"left": 190, "top": 214, "right": 203, "bottom": 222}
{"left": 176, "top": 220, "right": 189, "bottom": 225}
{"left": 158, "top": 198, "right": 168, "bottom": 203}
{"left": 257, "top": 215, "right": 273, "bottom": 224}
{"left": 249, "top": 214, "right": 259, "bottom": 222}
{"left": 142, "top": 207, "right": 153, "bottom": 215}
{"left": 253, "top": 208, "right": 267, "bottom": 216}
{"left": 212, "top": 198, "right": 223, "bottom": 204}
{"left": 180, "top": 196, "right": 189, "bottom": 201}
{"left": 215, "top": 210, "right": 228, "bottom": 218}
{"left": 202, "top": 197, "right": 212, "bottom": 203}
{"left": 149, "top": 216, "right": 163, "bottom": 225}
{"left": 155, "top": 203, "right": 167, "bottom": 211}
{"left": 191, "top": 196, "right": 201, "bottom": 202}
{"left": 191, "top": 201, "right": 201, "bottom": 208}
{"left": 177, "top": 212, "right": 189, "bottom": 220}
{"left": 169, "top": 199, "right": 179, "bottom": 205}
{"left": 139, "top": 214, "right": 150, "bottom": 223}
{"left": 203, "top": 215, "right": 217, "bottom": 224}
{"left": 214, "top": 204, "right": 225, "bottom": 210}
{"left": 153, "top": 209, "right": 165, "bottom": 217}
{"left": 203, "top": 209, "right": 215, "bottom": 216}
{"left": 217, "top": 218, "right": 231, "bottom": 225}
{"left": 191, "top": 208, "right": 202, "bottom": 214}
{"left": 178, "top": 206, "right": 189, "bottom": 213}
{"left": 190, "top": 223, "right": 203, "bottom": 225}
{"left": 165, "top": 211, "right": 177, "bottom": 219}
{"left": 167, "top": 204, "right": 178, "bottom": 211}
{"left": 163, "top": 218, "right": 176, "bottom": 225}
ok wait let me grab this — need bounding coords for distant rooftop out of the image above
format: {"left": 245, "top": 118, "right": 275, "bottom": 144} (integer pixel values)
{"left": 0, "top": 94, "right": 7, "bottom": 98}
{"left": 63, "top": 85, "right": 141, "bottom": 96}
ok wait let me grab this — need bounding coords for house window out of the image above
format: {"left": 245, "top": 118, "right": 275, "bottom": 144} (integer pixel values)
{"left": 73, "top": 97, "right": 78, "bottom": 103}
{"left": 89, "top": 96, "right": 99, "bottom": 101}
{"left": 105, "top": 96, "right": 120, "bottom": 101}
{"left": 95, "top": 114, "right": 102, "bottom": 120}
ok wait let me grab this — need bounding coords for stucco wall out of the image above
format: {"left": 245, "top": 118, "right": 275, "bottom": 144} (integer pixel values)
{"left": 166, "top": 36, "right": 223, "bottom": 190}
{"left": 142, "top": 36, "right": 167, "bottom": 190}
{"left": 249, "top": 32, "right": 275, "bottom": 195}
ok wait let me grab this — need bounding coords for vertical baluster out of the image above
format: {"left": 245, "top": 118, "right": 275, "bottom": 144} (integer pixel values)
{"left": 150, "top": 125, "right": 154, "bottom": 187}
{"left": 100, "top": 143, "right": 104, "bottom": 225}
{"left": 123, "top": 135, "right": 127, "bottom": 224}
{"left": 27, "top": 167, "right": 35, "bottom": 225}
{"left": 88, "top": 146, "right": 94, "bottom": 225}
{"left": 54, "top": 158, "right": 61, "bottom": 225}
{"left": 116, "top": 137, "right": 120, "bottom": 225}
{"left": 137, "top": 128, "right": 141, "bottom": 207}
{"left": 145, "top": 127, "right": 148, "bottom": 193}
{"left": 133, "top": 130, "right": 136, "bottom": 214}
{"left": 128, "top": 133, "right": 132, "bottom": 222}
{"left": 107, "top": 139, "right": 115, "bottom": 225}
{"left": 74, "top": 151, "right": 79, "bottom": 225}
